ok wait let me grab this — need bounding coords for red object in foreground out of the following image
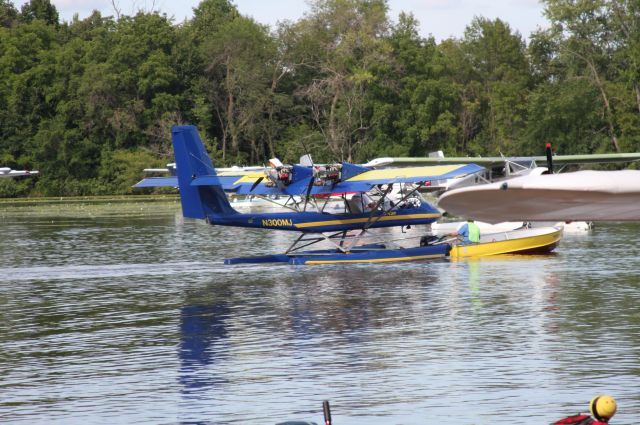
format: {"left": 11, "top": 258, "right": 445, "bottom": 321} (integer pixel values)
{"left": 551, "top": 414, "right": 609, "bottom": 425}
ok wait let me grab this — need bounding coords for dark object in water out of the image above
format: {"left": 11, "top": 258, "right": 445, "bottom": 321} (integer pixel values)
{"left": 323, "top": 400, "right": 332, "bottom": 425}
{"left": 420, "top": 235, "right": 440, "bottom": 246}
{"left": 275, "top": 400, "right": 331, "bottom": 425}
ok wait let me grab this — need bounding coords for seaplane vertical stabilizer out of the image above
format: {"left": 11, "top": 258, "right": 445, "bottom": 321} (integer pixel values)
{"left": 171, "top": 125, "right": 237, "bottom": 220}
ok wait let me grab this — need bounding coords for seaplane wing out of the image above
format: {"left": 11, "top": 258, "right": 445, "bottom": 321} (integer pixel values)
{"left": 340, "top": 164, "right": 483, "bottom": 185}
{"left": 144, "top": 162, "right": 485, "bottom": 197}
{"left": 284, "top": 163, "right": 481, "bottom": 196}
{"left": 240, "top": 163, "right": 483, "bottom": 196}
{"left": 438, "top": 170, "right": 640, "bottom": 223}
{"left": 374, "top": 153, "right": 640, "bottom": 167}
{"left": 539, "top": 153, "right": 640, "bottom": 165}
{"left": 0, "top": 167, "right": 39, "bottom": 178}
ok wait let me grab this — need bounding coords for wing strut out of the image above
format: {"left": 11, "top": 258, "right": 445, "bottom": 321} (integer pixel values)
{"left": 361, "top": 182, "right": 425, "bottom": 232}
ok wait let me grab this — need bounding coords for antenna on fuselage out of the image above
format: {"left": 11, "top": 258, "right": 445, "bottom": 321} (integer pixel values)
{"left": 544, "top": 142, "right": 554, "bottom": 174}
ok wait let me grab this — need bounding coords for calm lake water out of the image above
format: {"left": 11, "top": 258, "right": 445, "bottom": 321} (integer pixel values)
{"left": 1, "top": 200, "right": 639, "bottom": 425}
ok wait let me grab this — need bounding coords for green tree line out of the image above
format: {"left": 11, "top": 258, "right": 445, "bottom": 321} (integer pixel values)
{"left": 1, "top": 0, "right": 639, "bottom": 197}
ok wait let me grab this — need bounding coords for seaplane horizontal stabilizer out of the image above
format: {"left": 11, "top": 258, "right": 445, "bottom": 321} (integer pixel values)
{"left": 134, "top": 177, "right": 178, "bottom": 188}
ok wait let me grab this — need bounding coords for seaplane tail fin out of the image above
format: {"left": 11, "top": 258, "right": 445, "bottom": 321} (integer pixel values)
{"left": 172, "top": 125, "right": 236, "bottom": 219}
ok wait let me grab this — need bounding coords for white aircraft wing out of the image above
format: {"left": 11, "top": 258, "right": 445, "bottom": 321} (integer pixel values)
{"left": 438, "top": 170, "right": 640, "bottom": 223}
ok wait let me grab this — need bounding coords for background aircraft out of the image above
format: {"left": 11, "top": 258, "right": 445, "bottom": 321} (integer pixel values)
{"left": 0, "top": 167, "right": 38, "bottom": 178}
{"left": 436, "top": 144, "right": 640, "bottom": 223}
{"left": 367, "top": 151, "right": 640, "bottom": 171}
{"left": 366, "top": 151, "right": 640, "bottom": 194}
{"left": 437, "top": 169, "right": 640, "bottom": 223}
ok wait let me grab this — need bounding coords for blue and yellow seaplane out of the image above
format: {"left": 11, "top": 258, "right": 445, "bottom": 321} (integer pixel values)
{"left": 170, "top": 125, "right": 483, "bottom": 265}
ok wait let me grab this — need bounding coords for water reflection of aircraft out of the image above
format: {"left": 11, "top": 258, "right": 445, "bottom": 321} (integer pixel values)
{"left": 169, "top": 125, "right": 483, "bottom": 265}
{"left": 179, "top": 303, "right": 230, "bottom": 393}
{"left": 0, "top": 167, "right": 38, "bottom": 178}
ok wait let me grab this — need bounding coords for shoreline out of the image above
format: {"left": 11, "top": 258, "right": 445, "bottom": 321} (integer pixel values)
{"left": 0, "top": 194, "right": 180, "bottom": 207}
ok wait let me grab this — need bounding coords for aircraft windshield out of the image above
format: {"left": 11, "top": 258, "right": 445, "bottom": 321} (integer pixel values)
{"left": 336, "top": 183, "right": 424, "bottom": 215}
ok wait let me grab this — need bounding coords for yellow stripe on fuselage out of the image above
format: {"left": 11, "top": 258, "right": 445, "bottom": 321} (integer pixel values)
{"left": 303, "top": 253, "right": 443, "bottom": 265}
{"left": 346, "top": 165, "right": 463, "bottom": 181}
{"left": 226, "top": 171, "right": 266, "bottom": 184}
{"left": 293, "top": 213, "right": 440, "bottom": 229}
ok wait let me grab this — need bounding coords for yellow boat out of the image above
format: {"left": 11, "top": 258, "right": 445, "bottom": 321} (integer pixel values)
{"left": 448, "top": 226, "right": 562, "bottom": 258}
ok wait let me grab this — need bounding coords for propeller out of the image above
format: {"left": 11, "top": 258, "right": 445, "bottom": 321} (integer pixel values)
{"left": 249, "top": 176, "right": 264, "bottom": 192}
{"left": 297, "top": 137, "right": 344, "bottom": 210}
{"left": 299, "top": 137, "right": 316, "bottom": 211}
{"left": 304, "top": 170, "right": 316, "bottom": 193}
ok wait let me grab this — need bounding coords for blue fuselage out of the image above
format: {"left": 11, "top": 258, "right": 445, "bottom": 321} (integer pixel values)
{"left": 207, "top": 206, "right": 441, "bottom": 233}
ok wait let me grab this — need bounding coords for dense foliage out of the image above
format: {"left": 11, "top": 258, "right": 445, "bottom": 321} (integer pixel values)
{"left": 1, "top": 0, "right": 639, "bottom": 196}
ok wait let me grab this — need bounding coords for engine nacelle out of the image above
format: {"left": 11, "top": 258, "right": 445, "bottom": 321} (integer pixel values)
{"left": 313, "top": 164, "right": 342, "bottom": 186}
{"left": 266, "top": 166, "right": 293, "bottom": 187}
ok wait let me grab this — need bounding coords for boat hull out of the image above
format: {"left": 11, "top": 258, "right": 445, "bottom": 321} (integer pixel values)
{"left": 448, "top": 227, "right": 562, "bottom": 258}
